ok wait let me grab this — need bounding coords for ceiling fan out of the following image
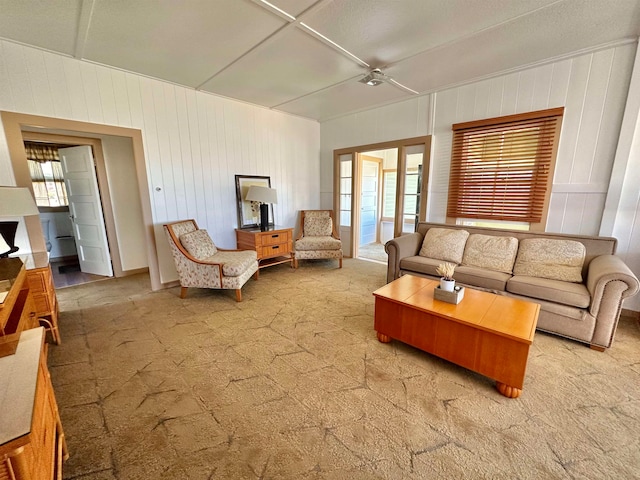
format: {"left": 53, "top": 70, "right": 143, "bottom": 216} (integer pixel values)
{"left": 359, "top": 68, "right": 419, "bottom": 95}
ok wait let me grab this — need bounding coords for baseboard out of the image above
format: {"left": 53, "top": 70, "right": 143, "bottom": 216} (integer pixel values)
{"left": 162, "top": 280, "right": 180, "bottom": 289}
{"left": 118, "top": 267, "right": 149, "bottom": 277}
{"left": 621, "top": 308, "right": 639, "bottom": 321}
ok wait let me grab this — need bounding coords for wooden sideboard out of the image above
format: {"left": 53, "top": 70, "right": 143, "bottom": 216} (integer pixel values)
{"left": 0, "top": 258, "right": 38, "bottom": 343}
{"left": 0, "top": 256, "right": 67, "bottom": 479}
{"left": 235, "top": 226, "right": 294, "bottom": 269}
{"left": 23, "top": 254, "right": 60, "bottom": 345}
{"left": 0, "top": 328, "right": 68, "bottom": 479}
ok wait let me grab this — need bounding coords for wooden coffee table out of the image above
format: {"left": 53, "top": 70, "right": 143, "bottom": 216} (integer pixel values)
{"left": 373, "top": 275, "right": 539, "bottom": 398}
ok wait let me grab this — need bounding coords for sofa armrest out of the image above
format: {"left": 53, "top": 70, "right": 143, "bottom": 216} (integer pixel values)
{"left": 385, "top": 232, "right": 424, "bottom": 283}
{"left": 586, "top": 255, "right": 640, "bottom": 348}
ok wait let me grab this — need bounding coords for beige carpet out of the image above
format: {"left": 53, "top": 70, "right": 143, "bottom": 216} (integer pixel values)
{"left": 358, "top": 242, "right": 388, "bottom": 264}
{"left": 50, "top": 259, "right": 640, "bottom": 480}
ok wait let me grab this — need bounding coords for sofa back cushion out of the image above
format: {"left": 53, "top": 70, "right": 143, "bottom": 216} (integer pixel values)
{"left": 462, "top": 234, "right": 519, "bottom": 273}
{"left": 513, "top": 238, "right": 586, "bottom": 282}
{"left": 180, "top": 229, "right": 217, "bottom": 260}
{"left": 419, "top": 228, "right": 469, "bottom": 264}
{"left": 417, "top": 222, "right": 616, "bottom": 276}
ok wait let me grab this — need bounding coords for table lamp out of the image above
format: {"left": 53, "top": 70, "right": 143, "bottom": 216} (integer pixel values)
{"left": 0, "top": 187, "right": 39, "bottom": 258}
{"left": 245, "top": 185, "right": 277, "bottom": 231}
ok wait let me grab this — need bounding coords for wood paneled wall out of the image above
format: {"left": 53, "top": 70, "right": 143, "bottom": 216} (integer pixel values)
{"left": 321, "top": 41, "right": 640, "bottom": 310}
{"left": 431, "top": 42, "right": 636, "bottom": 236}
{"left": 0, "top": 40, "right": 320, "bottom": 284}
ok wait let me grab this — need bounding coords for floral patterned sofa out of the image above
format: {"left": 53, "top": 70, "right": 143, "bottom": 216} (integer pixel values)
{"left": 294, "top": 210, "right": 343, "bottom": 268}
{"left": 164, "top": 219, "right": 258, "bottom": 302}
{"left": 385, "top": 222, "right": 639, "bottom": 350}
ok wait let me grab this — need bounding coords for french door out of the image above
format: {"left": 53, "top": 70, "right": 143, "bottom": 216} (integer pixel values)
{"left": 334, "top": 136, "right": 431, "bottom": 258}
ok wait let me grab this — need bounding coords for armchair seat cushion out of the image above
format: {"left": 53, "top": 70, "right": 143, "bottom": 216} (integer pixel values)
{"left": 205, "top": 250, "right": 258, "bottom": 277}
{"left": 295, "top": 236, "right": 342, "bottom": 251}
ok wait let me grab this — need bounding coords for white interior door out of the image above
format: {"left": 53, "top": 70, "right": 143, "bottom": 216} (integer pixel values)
{"left": 59, "top": 146, "right": 113, "bottom": 277}
{"left": 359, "top": 158, "right": 379, "bottom": 246}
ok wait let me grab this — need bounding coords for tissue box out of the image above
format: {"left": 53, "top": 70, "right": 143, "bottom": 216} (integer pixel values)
{"left": 434, "top": 285, "right": 465, "bottom": 304}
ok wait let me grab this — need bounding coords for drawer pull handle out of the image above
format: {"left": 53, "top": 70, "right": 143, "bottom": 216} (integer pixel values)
{"left": 272, "top": 245, "right": 279, "bottom": 249}
{"left": 271, "top": 235, "right": 279, "bottom": 238}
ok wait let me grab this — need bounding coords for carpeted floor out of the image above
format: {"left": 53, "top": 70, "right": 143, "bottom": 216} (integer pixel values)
{"left": 358, "top": 242, "right": 388, "bottom": 264}
{"left": 50, "top": 259, "right": 640, "bottom": 479}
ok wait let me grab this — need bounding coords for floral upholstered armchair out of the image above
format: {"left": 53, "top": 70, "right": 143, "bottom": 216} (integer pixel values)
{"left": 164, "top": 219, "right": 259, "bottom": 302}
{"left": 294, "top": 210, "right": 343, "bottom": 268}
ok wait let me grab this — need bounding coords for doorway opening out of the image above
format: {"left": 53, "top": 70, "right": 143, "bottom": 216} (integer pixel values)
{"left": 2, "top": 111, "right": 161, "bottom": 291}
{"left": 24, "top": 137, "right": 114, "bottom": 288}
{"left": 333, "top": 136, "right": 431, "bottom": 262}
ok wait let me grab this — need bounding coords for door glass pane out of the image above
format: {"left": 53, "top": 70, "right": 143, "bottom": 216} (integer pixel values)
{"left": 339, "top": 156, "right": 352, "bottom": 227}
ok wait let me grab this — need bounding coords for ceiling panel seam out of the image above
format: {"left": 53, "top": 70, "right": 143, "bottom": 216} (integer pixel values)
{"left": 197, "top": 0, "right": 372, "bottom": 91}
{"left": 74, "top": 0, "right": 96, "bottom": 59}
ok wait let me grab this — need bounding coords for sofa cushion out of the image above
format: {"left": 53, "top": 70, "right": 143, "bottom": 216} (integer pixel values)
{"left": 418, "top": 228, "right": 469, "bottom": 264}
{"left": 304, "top": 216, "right": 333, "bottom": 236}
{"left": 462, "top": 234, "right": 519, "bottom": 274}
{"left": 295, "top": 236, "right": 342, "bottom": 251}
{"left": 513, "top": 238, "right": 585, "bottom": 282}
{"left": 400, "top": 256, "right": 442, "bottom": 277}
{"left": 507, "top": 275, "right": 591, "bottom": 308}
{"left": 204, "top": 250, "right": 257, "bottom": 277}
{"left": 454, "top": 265, "right": 512, "bottom": 292}
{"left": 180, "top": 229, "right": 217, "bottom": 260}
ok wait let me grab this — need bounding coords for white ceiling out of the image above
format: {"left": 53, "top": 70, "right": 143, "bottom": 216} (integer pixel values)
{"left": 1, "top": 0, "right": 639, "bottom": 122}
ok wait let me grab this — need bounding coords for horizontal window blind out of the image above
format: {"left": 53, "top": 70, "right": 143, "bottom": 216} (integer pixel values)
{"left": 447, "top": 108, "right": 563, "bottom": 223}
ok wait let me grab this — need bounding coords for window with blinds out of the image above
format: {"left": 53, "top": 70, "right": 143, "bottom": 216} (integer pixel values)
{"left": 25, "top": 142, "right": 69, "bottom": 207}
{"left": 447, "top": 107, "right": 563, "bottom": 224}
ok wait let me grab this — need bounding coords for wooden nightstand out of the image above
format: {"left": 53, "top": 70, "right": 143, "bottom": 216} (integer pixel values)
{"left": 235, "top": 226, "right": 294, "bottom": 269}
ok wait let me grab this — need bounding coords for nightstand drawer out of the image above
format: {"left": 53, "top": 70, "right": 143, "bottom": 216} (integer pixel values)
{"left": 259, "top": 243, "right": 290, "bottom": 258}
{"left": 260, "top": 231, "right": 291, "bottom": 246}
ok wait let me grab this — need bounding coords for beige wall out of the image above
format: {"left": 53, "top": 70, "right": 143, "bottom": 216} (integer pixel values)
{"left": 100, "top": 135, "right": 148, "bottom": 271}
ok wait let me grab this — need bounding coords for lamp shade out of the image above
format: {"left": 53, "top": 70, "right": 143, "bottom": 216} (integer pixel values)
{"left": 0, "top": 187, "right": 39, "bottom": 217}
{"left": 245, "top": 185, "right": 277, "bottom": 204}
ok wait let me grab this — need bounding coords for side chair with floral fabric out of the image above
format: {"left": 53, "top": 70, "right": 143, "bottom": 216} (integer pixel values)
{"left": 164, "top": 219, "right": 259, "bottom": 302}
{"left": 294, "top": 210, "right": 343, "bottom": 268}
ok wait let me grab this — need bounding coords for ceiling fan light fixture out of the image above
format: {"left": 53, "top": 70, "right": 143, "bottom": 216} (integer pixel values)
{"left": 359, "top": 69, "right": 389, "bottom": 87}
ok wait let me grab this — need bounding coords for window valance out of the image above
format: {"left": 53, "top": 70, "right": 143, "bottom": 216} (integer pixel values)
{"left": 24, "top": 142, "right": 60, "bottom": 163}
